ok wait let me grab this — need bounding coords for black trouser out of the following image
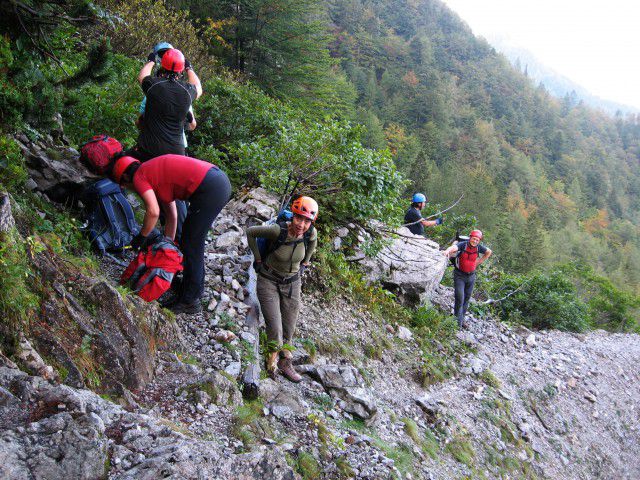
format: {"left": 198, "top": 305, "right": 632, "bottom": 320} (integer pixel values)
{"left": 453, "top": 269, "right": 476, "bottom": 326}
{"left": 124, "top": 147, "right": 189, "bottom": 242}
{"left": 179, "top": 167, "right": 231, "bottom": 304}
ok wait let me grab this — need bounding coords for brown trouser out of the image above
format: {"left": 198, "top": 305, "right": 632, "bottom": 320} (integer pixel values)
{"left": 256, "top": 274, "right": 302, "bottom": 347}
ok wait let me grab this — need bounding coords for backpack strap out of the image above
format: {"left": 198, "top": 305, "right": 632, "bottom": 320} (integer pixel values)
{"left": 112, "top": 191, "right": 139, "bottom": 234}
{"left": 98, "top": 195, "right": 123, "bottom": 249}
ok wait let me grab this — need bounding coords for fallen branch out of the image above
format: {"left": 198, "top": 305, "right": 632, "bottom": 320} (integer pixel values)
{"left": 481, "top": 279, "right": 530, "bottom": 305}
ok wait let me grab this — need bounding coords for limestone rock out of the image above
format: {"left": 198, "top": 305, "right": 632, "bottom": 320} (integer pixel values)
{"left": 16, "top": 135, "right": 91, "bottom": 205}
{"left": 359, "top": 225, "right": 447, "bottom": 306}
{"left": 0, "top": 193, "right": 15, "bottom": 233}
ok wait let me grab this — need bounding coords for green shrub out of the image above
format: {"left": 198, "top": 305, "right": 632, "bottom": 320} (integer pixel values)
{"left": 489, "top": 269, "right": 590, "bottom": 332}
{"left": 0, "top": 136, "right": 28, "bottom": 192}
{"left": 0, "top": 229, "right": 40, "bottom": 353}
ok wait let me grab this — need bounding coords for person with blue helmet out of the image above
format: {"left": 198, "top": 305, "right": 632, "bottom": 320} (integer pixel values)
{"left": 404, "top": 192, "right": 443, "bottom": 236}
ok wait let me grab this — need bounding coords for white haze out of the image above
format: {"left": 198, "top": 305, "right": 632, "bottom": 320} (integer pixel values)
{"left": 442, "top": 0, "right": 640, "bottom": 110}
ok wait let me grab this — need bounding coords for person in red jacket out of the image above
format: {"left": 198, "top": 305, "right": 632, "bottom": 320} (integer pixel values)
{"left": 83, "top": 147, "right": 231, "bottom": 314}
{"left": 443, "top": 229, "right": 492, "bottom": 329}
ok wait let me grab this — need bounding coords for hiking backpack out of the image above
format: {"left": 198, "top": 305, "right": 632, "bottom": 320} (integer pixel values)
{"left": 256, "top": 210, "right": 314, "bottom": 262}
{"left": 120, "top": 237, "right": 184, "bottom": 302}
{"left": 450, "top": 240, "right": 479, "bottom": 274}
{"left": 83, "top": 179, "right": 140, "bottom": 253}
{"left": 80, "top": 135, "right": 122, "bottom": 175}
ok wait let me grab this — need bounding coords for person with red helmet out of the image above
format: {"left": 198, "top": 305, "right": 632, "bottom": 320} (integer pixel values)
{"left": 82, "top": 145, "right": 231, "bottom": 314}
{"left": 130, "top": 46, "right": 203, "bottom": 161}
{"left": 245, "top": 196, "right": 319, "bottom": 382}
{"left": 443, "top": 229, "right": 492, "bottom": 329}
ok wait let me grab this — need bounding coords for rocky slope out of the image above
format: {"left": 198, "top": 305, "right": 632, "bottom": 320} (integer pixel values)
{"left": 1, "top": 162, "right": 639, "bottom": 479}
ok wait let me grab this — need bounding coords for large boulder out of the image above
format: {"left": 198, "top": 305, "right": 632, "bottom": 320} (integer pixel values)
{"left": 359, "top": 226, "right": 447, "bottom": 306}
{"left": 30, "top": 246, "right": 185, "bottom": 395}
{"left": 14, "top": 133, "right": 93, "bottom": 204}
{"left": 227, "top": 187, "right": 280, "bottom": 221}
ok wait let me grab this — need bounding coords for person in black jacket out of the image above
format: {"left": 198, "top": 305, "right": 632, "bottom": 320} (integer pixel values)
{"left": 404, "top": 193, "right": 443, "bottom": 235}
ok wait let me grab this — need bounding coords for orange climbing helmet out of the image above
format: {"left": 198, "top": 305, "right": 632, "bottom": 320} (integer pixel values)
{"left": 469, "top": 229, "right": 483, "bottom": 240}
{"left": 112, "top": 156, "right": 140, "bottom": 184}
{"left": 161, "top": 48, "right": 185, "bottom": 73}
{"left": 291, "top": 196, "right": 318, "bottom": 221}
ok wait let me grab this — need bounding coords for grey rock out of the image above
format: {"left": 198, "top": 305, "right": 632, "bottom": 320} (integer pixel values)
{"left": 359, "top": 224, "right": 447, "bottom": 307}
{"left": 0, "top": 193, "right": 15, "bottom": 233}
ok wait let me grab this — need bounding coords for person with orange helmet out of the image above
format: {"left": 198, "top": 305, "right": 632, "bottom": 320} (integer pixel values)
{"left": 81, "top": 143, "right": 231, "bottom": 314}
{"left": 443, "top": 229, "right": 492, "bottom": 329}
{"left": 245, "top": 196, "right": 319, "bottom": 382}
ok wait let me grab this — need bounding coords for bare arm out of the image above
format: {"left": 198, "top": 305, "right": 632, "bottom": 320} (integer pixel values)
{"left": 139, "top": 189, "right": 161, "bottom": 236}
{"left": 476, "top": 248, "right": 492, "bottom": 267}
{"left": 421, "top": 219, "right": 438, "bottom": 227}
{"left": 186, "top": 69, "right": 203, "bottom": 99}
{"left": 138, "top": 61, "right": 154, "bottom": 84}
{"left": 443, "top": 244, "right": 459, "bottom": 257}
{"left": 161, "top": 201, "right": 178, "bottom": 240}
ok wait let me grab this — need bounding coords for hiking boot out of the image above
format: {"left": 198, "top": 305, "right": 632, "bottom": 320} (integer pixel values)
{"left": 169, "top": 301, "right": 202, "bottom": 314}
{"left": 266, "top": 352, "right": 279, "bottom": 379}
{"left": 278, "top": 357, "right": 302, "bottom": 383}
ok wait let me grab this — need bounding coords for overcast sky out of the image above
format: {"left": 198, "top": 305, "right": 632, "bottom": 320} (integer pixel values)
{"left": 441, "top": 0, "right": 640, "bottom": 109}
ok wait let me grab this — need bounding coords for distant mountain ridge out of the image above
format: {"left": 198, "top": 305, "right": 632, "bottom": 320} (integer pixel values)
{"left": 486, "top": 35, "right": 640, "bottom": 116}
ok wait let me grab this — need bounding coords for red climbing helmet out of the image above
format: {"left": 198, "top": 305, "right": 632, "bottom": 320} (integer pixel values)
{"left": 112, "top": 156, "right": 140, "bottom": 184}
{"left": 291, "top": 196, "right": 318, "bottom": 221}
{"left": 469, "top": 229, "right": 483, "bottom": 240}
{"left": 161, "top": 48, "right": 185, "bottom": 73}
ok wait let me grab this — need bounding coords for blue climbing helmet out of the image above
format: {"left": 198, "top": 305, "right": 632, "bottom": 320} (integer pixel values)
{"left": 412, "top": 192, "right": 427, "bottom": 203}
{"left": 153, "top": 42, "right": 174, "bottom": 58}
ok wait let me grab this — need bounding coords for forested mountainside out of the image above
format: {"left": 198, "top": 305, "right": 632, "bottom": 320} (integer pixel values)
{"left": 185, "top": 0, "right": 640, "bottom": 294}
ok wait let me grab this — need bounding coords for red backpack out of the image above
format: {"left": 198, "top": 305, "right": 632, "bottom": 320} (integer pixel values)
{"left": 80, "top": 135, "right": 122, "bottom": 174}
{"left": 120, "top": 238, "right": 184, "bottom": 302}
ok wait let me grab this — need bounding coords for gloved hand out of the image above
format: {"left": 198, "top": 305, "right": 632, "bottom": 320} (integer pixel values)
{"left": 435, "top": 217, "right": 444, "bottom": 225}
{"left": 253, "top": 261, "right": 263, "bottom": 273}
{"left": 147, "top": 51, "right": 157, "bottom": 63}
{"left": 184, "top": 59, "right": 192, "bottom": 71}
{"left": 130, "top": 233, "right": 147, "bottom": 251}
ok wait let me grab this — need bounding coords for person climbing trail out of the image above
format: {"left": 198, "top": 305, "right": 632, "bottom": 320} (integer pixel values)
{"left": 404, "top": 193, "right": 443, "bottom": 236}
{"left": 127, "top": 44, "right": 203, "bottom": 243}
{"left": 246, "top": 196, "right": 318, "bottom": 383}
{"left": 81, "top": 144, "right": 231, "bottom": 314}
{"left": 443, "top": 230, "right": 492, "bottom": 329}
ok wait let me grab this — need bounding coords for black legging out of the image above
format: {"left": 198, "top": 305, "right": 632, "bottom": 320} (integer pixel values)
{"left": 179, "top": 167, "right": 232, "bottom": 304}
{"left": 453, "top": 269, "right": 476, "bottom": 326}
